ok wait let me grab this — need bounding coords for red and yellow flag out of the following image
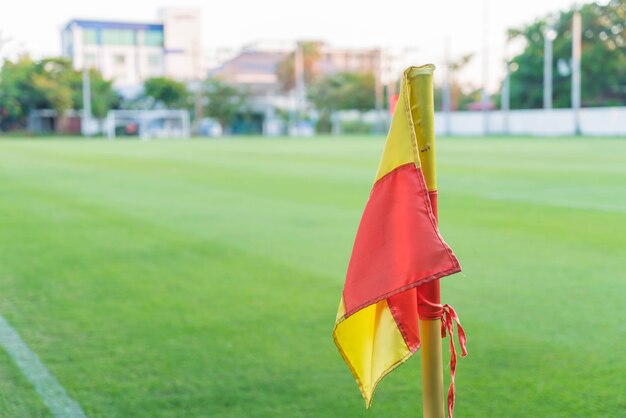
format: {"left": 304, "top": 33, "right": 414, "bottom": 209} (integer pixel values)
{"left": 333, "top": 65, "right": 463, "bottom": 408}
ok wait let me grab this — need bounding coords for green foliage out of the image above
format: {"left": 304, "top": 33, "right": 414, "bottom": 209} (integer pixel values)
{"left": 315, "top": 113, "right": 332, "bottom": 133}
{"left": 0, "top": 56, "right": 37, "bottom": 129}
{"left": 0, "top": 56, "right": 118, "bottom": 129}
{"left": 434, "top": 54, "right": 480, "bottom": 111}
{"left": 339, "top": 119, "right": 373, "bottom": 134}
{"left": 72, "top": 70, "right": 118, "bottom": 118}
{"left": 143, "top": 77, "right": 189, "bottom": 109}
{"left": 308, "top": 72, "right": 376, "bottom": 113}
{"left": 31, "top": 58, "right": 74, "bottom": 114}
{"left": 508, "top": 0, "right": 626, "bottom": 108}
{"left": 276, "top": 41, "right": 322, "bottom": 91}
{"left": 307, "top": 72, "right": 376, "bottom": 133}
{"left": 202, "top": 78, "right": 249, "bottom": 130}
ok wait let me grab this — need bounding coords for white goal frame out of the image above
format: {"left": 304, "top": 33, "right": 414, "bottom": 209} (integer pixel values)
{"left": 105, "top": 109, "right": 190, "bottom": 140}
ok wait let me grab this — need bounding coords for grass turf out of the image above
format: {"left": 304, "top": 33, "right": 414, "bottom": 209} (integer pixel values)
{"left": 0, "top": 136, "right": 624, "bottom": 417}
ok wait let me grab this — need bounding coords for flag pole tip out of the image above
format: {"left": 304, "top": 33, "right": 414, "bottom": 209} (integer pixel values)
{"left": 406, "top": 64, "right": 436, "bottom": 78}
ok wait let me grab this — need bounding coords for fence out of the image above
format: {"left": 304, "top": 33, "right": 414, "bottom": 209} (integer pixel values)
{"left": 434, "top": 107, "right": 626, "bottom": 137}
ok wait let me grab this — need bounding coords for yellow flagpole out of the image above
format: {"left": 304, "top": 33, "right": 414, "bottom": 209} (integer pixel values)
{"left": 420, "top": 319, "right": 445, "bottom": 418}
{"left": 406, "top": 65, "right": 445, "bottom": 418}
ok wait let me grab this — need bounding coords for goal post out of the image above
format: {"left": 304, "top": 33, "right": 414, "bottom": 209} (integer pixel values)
{"left": 105, "top": 109, "right": 190, "bottom": 140}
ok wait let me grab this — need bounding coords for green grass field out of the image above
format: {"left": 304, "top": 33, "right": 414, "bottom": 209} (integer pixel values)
{"left": 0, "top": 136, "right": 624, "bottom": 418}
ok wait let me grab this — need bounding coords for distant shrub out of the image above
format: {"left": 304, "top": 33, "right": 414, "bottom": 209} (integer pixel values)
{"left": 340, "top": 119, "right": 373, "bottom": 134}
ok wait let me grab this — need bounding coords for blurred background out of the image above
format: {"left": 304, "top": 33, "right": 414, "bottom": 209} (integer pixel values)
{"left": 0, "top": 0, "right": 624, "bottom": 138}
{"left": 0, "top": 1, "right": 625, "bottom": 418}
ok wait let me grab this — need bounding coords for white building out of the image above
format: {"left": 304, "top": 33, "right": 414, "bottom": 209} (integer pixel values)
{"left": 61, "top": 8, "right": 202, "bottom": 90}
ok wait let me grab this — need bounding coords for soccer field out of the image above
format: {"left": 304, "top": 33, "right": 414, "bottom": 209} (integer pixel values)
{"left": 0, "top": 136, "right": 624, "bottom": 418}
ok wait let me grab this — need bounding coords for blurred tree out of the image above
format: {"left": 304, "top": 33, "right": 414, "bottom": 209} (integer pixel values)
{"left": 308, "top": 72, "right": 376, "bottom": 111}
{"left": 71, "top": 69, "right": 119, "bottom": 118}
{"left": 0, "top": 55, "right": 118, "bottom": 130}
{"left": 202, "top": 78, "right": 249, "bottom": 131}
{"left": 434, "top": 54, "right": 476, "bottom": 111}
{"left": 449, "top": 54, "right": 478, "bottom": 110}
{"left": 308, "top": 72, "right": 376, "bottom": 133}
{"left": 0, "top": 56, "right": 37, "bottom": 129}
{"left": 31, "top": 58, "right": 74, "bottom": 114}
{"left": 276, "top": 41, "right": 322, "bottom": 91}
{"left": 144, "top": 77, "right": 189, "bottom": 109}
{"left": 507, "top": 0, "right": 626, "bottom": 108}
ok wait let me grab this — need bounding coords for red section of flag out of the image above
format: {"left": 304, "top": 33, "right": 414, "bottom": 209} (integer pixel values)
{"left": 387, "top": 290, "right": 420, "bottom": 351}
{"left": 417, "top": 190, "right": 443, "bottom": 319}
{"left": 389, "top": 94, "right": 400, "bottom": 115}
{"left": 342, "top": 163, "right": 460, "bottom": 317}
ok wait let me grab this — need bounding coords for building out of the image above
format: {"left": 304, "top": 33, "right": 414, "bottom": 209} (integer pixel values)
{"left": 207, "top": 41, "right": 384, "bottom": 134}
{"left": 208, "top": 47, "right": 287, "bottom": 134}
{"left": 209, "top": 42, "right": 382, "bottom": 96}
{"left": 318, "top": 45, "right": 382, "bottom": 77}
{"left": 159, "top": 8, "right": 203, "bottom": 81}
{"left": 210, "top": 48, "right": 287, "bottom": 96}
{"left": 61, "top": 8, "right": 202, "bottom": 90}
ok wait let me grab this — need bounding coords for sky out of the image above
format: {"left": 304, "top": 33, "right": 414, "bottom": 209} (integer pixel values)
{"left": 0, "top": 0, "right": 584, "bottom": 90}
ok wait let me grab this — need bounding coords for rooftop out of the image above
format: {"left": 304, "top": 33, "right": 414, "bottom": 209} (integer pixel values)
{"left": 64, "top": 19, "right": 163, "bottom": 32}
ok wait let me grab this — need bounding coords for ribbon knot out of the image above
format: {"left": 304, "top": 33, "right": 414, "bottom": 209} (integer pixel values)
{"left": 440, "top": 304, "right": 467, "bottom": 418}
{"left": 417, "top": 299, "right": 467, "bottom": 418}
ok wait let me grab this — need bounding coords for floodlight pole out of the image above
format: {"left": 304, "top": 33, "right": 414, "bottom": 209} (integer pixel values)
{"left": 502, "top": 38, "right": 511, "bottom": 135}
{"left": 0, "top": 32, "right": 8, "bottom": 132}
{"left": 571, "top": 12, "right": 582, "bottom": 135}
{"left": 481, "top": 0, "right": 490, "bottom": 135}
{"left": 442, "top": 37, "right": 452, "bottom": 136}
{"left": 543, "top": 28, "right": 556, "bottom": 110}
{"left": 294, "top": 42, "right": 305, "bottom": 136}
{"left": 82, "top": 65, "right": 93, "bottom": 137}
{"left": 502, "top": 60, "right": 510, "bottom": 135}
{"left": 374, "top": 49, "right": 384, "bottom": 134}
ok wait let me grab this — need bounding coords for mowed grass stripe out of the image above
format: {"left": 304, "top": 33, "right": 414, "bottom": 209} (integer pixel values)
{"left": 0, "top": 145, "right": 359, "bottom": 417}
{"left": 0, "top": 140, "right": 367, "bottom": 281}
{"left": 0, "top": 137, "right": 624, "bottom": 418}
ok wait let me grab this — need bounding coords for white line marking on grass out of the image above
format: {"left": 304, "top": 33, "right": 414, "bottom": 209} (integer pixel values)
{"left": 0, "top": 315, "right": 88, "bottom": 418}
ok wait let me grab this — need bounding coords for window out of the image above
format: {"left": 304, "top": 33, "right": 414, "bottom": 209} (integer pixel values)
{"left": 144, "top": 30, "right": 163, "bottom": 46}
{"left": 148, "top": 54, "right": 162, "bottom": 67}
{"left": 102, "top": 29, "right": 135, "bottom": 46}
{"left": 83, "top": 28, "right": 98, "bottom": 45}
{"left": 113, "top": 54, "right": 126, "bottom": 65}
{"left": 84, "top": 53, "right": 97, "bottom": 67}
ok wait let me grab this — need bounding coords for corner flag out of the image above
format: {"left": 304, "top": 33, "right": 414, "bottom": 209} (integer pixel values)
{"left": 332, "top": 65, "right": 467, "bottom": 417}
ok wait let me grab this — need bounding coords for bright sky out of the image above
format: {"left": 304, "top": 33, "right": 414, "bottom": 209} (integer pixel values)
{"left": 0, "top": 0, "right": 584, "bottom": 90}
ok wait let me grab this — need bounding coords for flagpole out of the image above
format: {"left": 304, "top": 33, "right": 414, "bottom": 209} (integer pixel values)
{"left": 420, "top": 315, "right": 444, "bottom": 418}
{"left": 408, "top": 66, "right": 445, "bottom": 418}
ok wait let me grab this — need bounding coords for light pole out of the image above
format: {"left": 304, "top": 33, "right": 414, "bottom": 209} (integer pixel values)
{"left": 0, "top": 31, "right": 13, "bottom": 132}
{"left": 293, "top": 42, "right": 305, "bottom": 135}
{"left": 502, "top": 61, "right": 511, "bottom": 134}
{"left": 571, "top": 12, "right": 582, "bottom": 135}
{"left": 374, "top": 49, "right": 384, "bottom": 134}
{"left": 481, "top": 0, "right": 490, "bottom": 135}
{"left": 81, "top": 65, "right": 92, "bottom": 137}
{"left": 442, "top": 37, "right": 452, "bottom": 136}
{"left": 543, "top": 28, "right": 557, "bottom": 110}
{"left": 502, "top": 35, "right": 513, "bottom": 135}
